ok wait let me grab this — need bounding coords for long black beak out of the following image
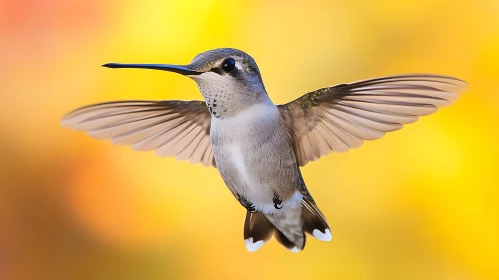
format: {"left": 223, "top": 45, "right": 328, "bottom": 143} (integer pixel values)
{"left": 102, "top": 63, "right": 202, "bottom": 76}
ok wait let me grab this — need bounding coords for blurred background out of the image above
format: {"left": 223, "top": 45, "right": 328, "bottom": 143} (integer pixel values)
{"left": 1, "top": 0, "right": 498, "bottom": 279}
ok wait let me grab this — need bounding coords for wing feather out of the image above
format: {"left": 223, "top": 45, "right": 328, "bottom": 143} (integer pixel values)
{"left": 62, "top": 100, "right": 215, "bottom": 167}
{"left": 278, "top": 74, "right": 467, "bottom": 166}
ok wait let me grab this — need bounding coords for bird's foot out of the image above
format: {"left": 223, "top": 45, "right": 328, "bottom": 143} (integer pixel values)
{"left": 273, "top": 193, "right": 283, "bottom": 209}
{"left": 237, "top": 194, "right": 257, "bottom": 213}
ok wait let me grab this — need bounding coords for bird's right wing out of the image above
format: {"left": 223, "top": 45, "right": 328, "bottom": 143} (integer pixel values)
{"left": 278, "top": 74, "right": 467, "bottom": 166}
{"left": 62, "top": 100, "right": 216, "bottom": 167}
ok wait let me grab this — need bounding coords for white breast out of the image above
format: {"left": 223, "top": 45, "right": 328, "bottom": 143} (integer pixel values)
{"left": 227, "top": 143, "right": 251, "bottom": 185}
{"left": 211, "top": 102, "right": 279, "bottom": 132}
{"left": 211, "top": 102, "right": 280, "bottom": 190}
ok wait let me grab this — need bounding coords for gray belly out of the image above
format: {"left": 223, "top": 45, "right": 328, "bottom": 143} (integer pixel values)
{"left": 210, "top": 106, "right": 300, "bottom": 210}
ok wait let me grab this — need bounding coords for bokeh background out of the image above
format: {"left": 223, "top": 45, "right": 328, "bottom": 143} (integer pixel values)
{"left": 1, "top": 0, "right": 498, "bottom": 279}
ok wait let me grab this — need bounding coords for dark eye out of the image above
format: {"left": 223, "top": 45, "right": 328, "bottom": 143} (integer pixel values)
{"left": 221, "top": 58, "right": 236, "bottom": 73}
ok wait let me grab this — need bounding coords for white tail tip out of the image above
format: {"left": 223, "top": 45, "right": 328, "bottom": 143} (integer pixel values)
{"left": 312, "top": 229, "right": 332, "bottom": 241}
{"left": 244, "top": 238, "right": 265, "bottom": 252}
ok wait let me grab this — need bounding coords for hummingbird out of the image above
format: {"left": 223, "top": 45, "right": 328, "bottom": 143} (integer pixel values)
{"left": 62, "top": 48, "right": 467, "bottom": 252}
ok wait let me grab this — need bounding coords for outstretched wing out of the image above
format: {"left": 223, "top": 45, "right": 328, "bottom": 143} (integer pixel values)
{"left": 278, "top": 74, "right": 467, "bottom": 166}
{"left": 62, "top": 100, "right": 215, "bottom": 167}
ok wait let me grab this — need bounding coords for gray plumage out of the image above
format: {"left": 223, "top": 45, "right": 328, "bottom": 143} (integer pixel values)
{"left": 62, "top": 48, "right": 467, "bottom": 252}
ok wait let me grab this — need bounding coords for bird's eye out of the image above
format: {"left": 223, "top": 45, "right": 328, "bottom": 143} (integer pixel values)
{"left": 221, "top": 58, "right": 236, "bottom": 73}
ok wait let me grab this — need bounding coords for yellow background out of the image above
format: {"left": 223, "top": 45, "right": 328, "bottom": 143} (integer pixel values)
{"left": 1, "top": 0, "right": 498, "bottom": 279}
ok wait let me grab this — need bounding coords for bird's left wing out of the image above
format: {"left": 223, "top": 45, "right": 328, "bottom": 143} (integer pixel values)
{"left": 278, "top": 74, "right": 467, "bottom": 166}
{"left": 62, "top": 100, "right": 216, "bottom": 167}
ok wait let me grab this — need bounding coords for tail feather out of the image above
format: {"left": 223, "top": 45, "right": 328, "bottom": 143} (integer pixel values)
{"left": 243, "top": 211, "right": 274, "bottom": 252}
{"left": 301, "top": 199, "right": 332, "bottom": 241}
{"left": 274, "top": 230, "right": 304, "bottom": 252}
{"left": 242, "top": 198, "right": 331, "bottom": 252}
{"left": 265, "top": 206, "right": 306, "bottom": 251}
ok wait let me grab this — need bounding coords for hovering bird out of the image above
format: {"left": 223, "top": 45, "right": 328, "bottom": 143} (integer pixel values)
{"left": 62, "top": 48, "right": 466, "bottom": 252}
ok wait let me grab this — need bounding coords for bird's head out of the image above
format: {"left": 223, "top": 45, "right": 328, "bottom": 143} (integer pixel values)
{"left": 103, "top": 48, "right": 270, "bottom": 117}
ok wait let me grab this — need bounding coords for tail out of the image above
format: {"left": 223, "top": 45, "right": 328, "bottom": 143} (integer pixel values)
{"left": 243, "top": 198, "right": 331, "bottom": 252}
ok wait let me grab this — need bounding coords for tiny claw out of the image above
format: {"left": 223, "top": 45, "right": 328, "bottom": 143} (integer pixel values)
{"left": 237, "top": 193, "right": 257, "bottom": 212}
{"left": 273, "top": 193, "right": 283, "bottom": 209}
